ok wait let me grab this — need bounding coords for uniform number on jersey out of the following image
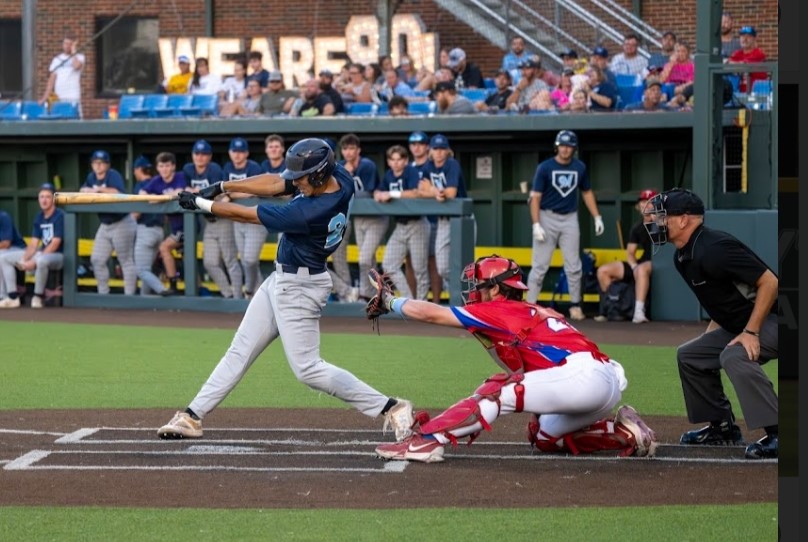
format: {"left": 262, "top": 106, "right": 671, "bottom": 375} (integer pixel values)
{"left": 325, "top": 213, "right": 348, "bottom": 249}
{"left": 546, "top": 317, "right": 570, "bottom": 332}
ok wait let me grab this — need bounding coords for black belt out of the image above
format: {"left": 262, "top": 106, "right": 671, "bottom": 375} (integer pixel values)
{"left": 278, "top": 264, "right": 327, "bottom": 275}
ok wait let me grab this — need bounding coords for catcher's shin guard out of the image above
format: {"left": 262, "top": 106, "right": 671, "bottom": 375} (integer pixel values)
{"left": 527, "top": 415, "right": 636, "bottom": 457}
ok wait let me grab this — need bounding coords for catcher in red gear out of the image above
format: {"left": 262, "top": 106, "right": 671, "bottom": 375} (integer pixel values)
{"left": 369, "top": 254, "right": 658, "bottom": 463}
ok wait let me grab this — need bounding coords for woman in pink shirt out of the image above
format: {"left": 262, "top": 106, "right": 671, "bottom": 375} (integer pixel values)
{"left": 551, "top": 69, "right": 574, "bottom": 110}
{"left": 660, "top": 42, "right": 694, "bottom": 97}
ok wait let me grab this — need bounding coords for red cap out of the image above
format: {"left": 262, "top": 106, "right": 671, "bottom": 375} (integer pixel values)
{"left": 638, "top": 189, "right": 658, "bottom": 201}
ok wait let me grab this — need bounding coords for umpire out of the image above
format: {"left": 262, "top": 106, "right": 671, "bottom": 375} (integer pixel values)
{"left": 643, "top": 189, "right": 778, "bottom": 459}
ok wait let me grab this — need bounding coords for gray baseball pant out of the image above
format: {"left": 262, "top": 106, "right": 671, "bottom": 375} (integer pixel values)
{"left": 203, "top": 219, "right": 243, "bottom": 299}
{"left": 91, "top": 215, "right": 137, "bottom": 295}
{"left": 329, "top": 220, "right": 353, "bottom": 299}
{"left": 435, "top": 216, "right": 476, "bottom": 299}
{"left": 30, "top": 252, "right": 63, "bottom": 295}
{"left": 188, "top": 267, "right": 390, "bottom": 419}
{"left": 234, "top": 222, "right": 267, "bottom": 295}
{"left": 134, "top": 225, "right": 166, "bottom": 295}
{"left": 0, "top": 248, "right": 25, "bottom": 297}
{"left": 527, "top": 210, "right": 582, "bottom": 304}
{"left": 676, "top": 313, "right": 778, "bottom": 430}
{"left": 354, "top": 216, "right": 390, "bottom": 298}
{"left": 381, "top": 218, "right": 430, "bottom": 299}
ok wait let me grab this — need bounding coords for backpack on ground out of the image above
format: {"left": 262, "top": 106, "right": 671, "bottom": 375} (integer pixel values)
{"left": 600, "top": 281, "right": 635, "bottom": 321}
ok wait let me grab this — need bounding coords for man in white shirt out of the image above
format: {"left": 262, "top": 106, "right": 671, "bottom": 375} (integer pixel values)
{"left": 609, "top": 34, "right": 648, "bottom": 77}
{"left": 39, "top": 34, "right": 85, "bottom": 116}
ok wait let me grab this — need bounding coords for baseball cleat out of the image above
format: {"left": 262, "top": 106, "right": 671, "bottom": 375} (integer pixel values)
{"left": 157, "top": 411, "right": 203, "bottom": 439}
{"left": 679, "top": 422, "right": 743, "bottom": 446}
{"left": 0, "top": 297, "right": 21, "bottom": 308}
{"left": 568, "top": 306, "right": 585, "bottom": 321}
{"left": 615, "top": 405, "right": 658, "bottom": 457}
{"left": 382, "top": 398, "right": 416, "bottom": 442}
{"left": 376, "top": 433, "right": 445, "bottom": 463}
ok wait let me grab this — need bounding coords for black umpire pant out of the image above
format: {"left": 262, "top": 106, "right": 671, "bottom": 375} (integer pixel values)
{"left": 676, "top": 313, "right": 778, "bottom": 431}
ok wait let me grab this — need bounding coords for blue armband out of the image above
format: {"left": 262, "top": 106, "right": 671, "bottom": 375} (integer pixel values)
{"left": 390, "top": 297, "right": 408, "bottom": 316}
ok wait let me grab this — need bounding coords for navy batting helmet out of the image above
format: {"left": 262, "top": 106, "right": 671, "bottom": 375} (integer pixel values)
{"left": 554, "top": 130, "right": 578, "bottom": 152}
{"left": 280, "top": 138, "right": 336, "bottom": 188}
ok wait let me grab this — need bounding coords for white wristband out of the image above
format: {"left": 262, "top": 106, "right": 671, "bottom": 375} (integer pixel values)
{"left": 195, "top": 197, "right": 214, "bottom": 213}
{"left": 389, "top": 190, "right": 402, "bottom": 199}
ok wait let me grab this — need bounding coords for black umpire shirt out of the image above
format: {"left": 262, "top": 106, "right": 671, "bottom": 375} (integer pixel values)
{"left": 673, "top": 224, "right": 777, "bottom": 334}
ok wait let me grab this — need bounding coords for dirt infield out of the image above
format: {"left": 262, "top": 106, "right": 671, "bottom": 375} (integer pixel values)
{"left": 0, "top": 307, "right": 777, "bottom": 509}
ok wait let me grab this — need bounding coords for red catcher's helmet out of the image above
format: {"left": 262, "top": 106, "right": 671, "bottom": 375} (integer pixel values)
{"left": 461, "top": 255, "right": 528, "bottom": 305}
{"left": 638, "top": 189, "right": 658, "bottom": 202}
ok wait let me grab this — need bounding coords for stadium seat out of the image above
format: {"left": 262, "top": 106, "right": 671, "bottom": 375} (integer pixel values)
{"left": 483, "top": 78, "right": 496, "bottom": 90}
{"left": 21, "top": 101, "right": 47, "bottom": 120}
{"left": 751, "top": 80, "right": 772, "bottom": 96}
{"left": 346, "top": 102, "right": 377, "bottom": 116}
{"left": 408, "top": 101, "right": 436, "bottom": 115}
{"left": 661, "top": 83, "right": 676, "bottom": 101}
{"left": 376, "top": 102, "right": 389, "bottom": 116}
{"left": 617, "top": 85, "right": 644, "bottom": 108}
{"left": 179, "top": 93, "right": 219, "bottom": 117}
{"left": 153, "top": 94, "right": 194, "bottom": 118}
{"left": 129, "top": 94, "right": 169, "bottom": 118}
{"left": 38, "top": 101, "right": 80, "bottom": 120}
{"left": 615, "top": 73, "right": 642, "bottom": 88}
{"left": 460, "top": 88, "right": 489, "bottom": 102}
{"left": 117, "top": 94, "right": 144, "bottom": 119}
{"left": 0, "top": 100, "right": 23, "bottom": 120}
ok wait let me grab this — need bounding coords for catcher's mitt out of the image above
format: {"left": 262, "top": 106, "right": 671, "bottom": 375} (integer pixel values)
{"left": 366, "top": 269, "right": 396, "bottom": 334}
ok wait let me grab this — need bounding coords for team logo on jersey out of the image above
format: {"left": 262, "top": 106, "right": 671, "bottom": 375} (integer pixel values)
{"left": 229, "top": 173, "right": 248, "bottom": 180}
{"left": 429, "top": 172, "right": 447, "bottom": 190}
{"left": 40, "top": 223, "right": 54, "bottom": 246}
{"left": 551, "top": 171, "right": 578, "bottom": 198}
{"left": 191, "top": 179, "right": 210, "bottom": 188}
{"left": 353, "top": 175, "right": 364, "bottom": 192}
{"left": 389, "top": 179, "right": 404, "bottom": 192}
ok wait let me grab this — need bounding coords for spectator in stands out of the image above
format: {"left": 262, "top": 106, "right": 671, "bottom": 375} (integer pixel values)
{"left": 162, "top": 55, "right": 193, "bottom": 94}
{"left": 182, "top": 140, "right": 241, "bottom": 299}
{"left": 0, "top": 183, "right": 64, "bottom": 309}
{"left": 594, "top": 189, "right": 657, "bottom": 324}
{"left": 218, "top": 58, "right": 248, "bottom": 110}
{"left": 258, "top": 70, "right": 297, "bottom": 116}
{"left": 590, "top": 47, "right": 617, "bottom": 86}
{"left": 581, "top": 66, "right": 616, "bottom": 111}
{"left": 528, "top": 89, "right": 557, "bottom": 113}
{"left": 566, "top": 88, "right": 590, "bottom": 113}
{"left": 624, "top": 79, "right": 671, "bottom": 112}
{"left": 377, "top": 56, "right": 394, "bottom": 84}
{"left": 247, "top": 51, "right": 270, "bottom": 89}
{"left": 388, "top": 95, "right": 410, "bottom": 117}
{"left": 318, "top": 69, "right": 345, "bottom": 114}
{"left": 609, "top": 34, "right": 648, "bottom": 76}
{"left": 340, "top": 63, "right": 372, "bottom": 105}
{"left": 0, "top": 210, "right": 26, "bottom": 306}
{"left": 728, "top": 26, "right": 767, "bottom": 93}
{"left": 560, "top": 49, "right": 587, "bottom": 75}
{"left": 228, "top": 78, "right": 263, "bottom": 117}
{"left": 131, "top": 157, "right": 165, "bottom": 296}
{"left": 506, "top": 55, "right": 549, "bottom": 112}
{"left": 447, "top": 47, "right": 484, "bottom": 89}
{"left": 721, "top": 12, "right": 742, "bottom": 59}
{"left": 222, "top": 137, "right": 264, "bottom": 298}
{"left": 551, "top": 69, "right": 574, "bottom": 110}
{"left": 477, "top": 69, "right": 513, "bottom": 112}
{"left": 502, "top": 36, "right": 532, "bottom": 84}
{"left": 189, "top": 57, "right": 222, "bottom": 95}
{"left": 659, "top": 42, "right": 694, "bottom": 99}
{"left": 139, "top": 153, "right": 188, "bottom": 295}
{"left": 434, "top": 80, "right": 476, "bottom": 115}
{"left": 365, "top": 63, "right": 385, "bottom": 102}
{"left": 397, "top": 55, "right": 419, "bottom": 88}
{"left": 439, "top": 47, "right": 451, "bottom": 69}
{"left": 80, "top": 150, "right": 137, "bottom": 296}
{"left": 666, "top": 84, "right": 694, "bottom": 111}
{"left": 378, "top": 68, "right": 416, "bottom": 103}
{"left": 39, "top": 33, "right": 85, "bottom": 116}
{"left": 290, "top": 78, "right": 336, "bottom": 117}
{"left": 648, "top": 31, "right": 677, "bottom": 71}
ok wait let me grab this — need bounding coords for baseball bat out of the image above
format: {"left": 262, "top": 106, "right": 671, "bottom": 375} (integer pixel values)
{"left": 54, "top": 192, "right": 178, "bottom": 205}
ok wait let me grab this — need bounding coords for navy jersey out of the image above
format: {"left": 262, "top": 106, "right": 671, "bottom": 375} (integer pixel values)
{"left": 531, "top": 157, "right": 591, "bottom": 214}
{"left": 381, "top": 165, "right": 421, "bottom": 192}
{"left": 422, "top": 158, "right": 467, "bottom": 197}
{"left": 133, "top": 179, "right": 162, "bottom": 228}
{"left": 141, "top": 173, "right": 188, "bottom": 233}
{"left": 182, "top": 162, "right": 224, "bottom": 189}
{"left": 340, "top": 157, "right": 380, "bottom": 197}
{"left": 0, "top": 210, "right": 26, "bottom": 249}
{"left": 223, "top": 160, "right": 263, "bottom": 181}
{"left": 591, "top": 81, "right": 618, "bottom": 111}
{"left": 83, "top": 168, "right": 127, "bottom": 224}
{"left": 32, "top": 208, "right": 65, "bottom": 252}
{"left": 260, "top": 159, "right": 285, "bottom": 174}
{"left": 410, "top": 160, "right": 429, "bottom": 180}
{"left": 256, "top": 163, "right": 355, "bottom": 270}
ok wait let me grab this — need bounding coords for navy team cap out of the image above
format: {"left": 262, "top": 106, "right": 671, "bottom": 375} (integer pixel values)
{"left": 91, "top": 150, "right": 110, "bottom": 163}
{"left": 133, "top": 155, "right": 152, "bottom": 169}
{"left": 409, "top": 131, "right": 429, "bottom": 144}
{"left": 39, "top": 182, "right": 56, "bottom": 193}
{"left": 430, "top": 134, "right": 450, "bottom": 149}
{"left": 229, "top": 137, "right": 249, "bottom": 152}
{"left": 193, "top": 140, "right": 213, "bottom": 154}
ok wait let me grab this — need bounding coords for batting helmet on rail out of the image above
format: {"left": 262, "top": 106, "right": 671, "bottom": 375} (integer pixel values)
{"left": 280, "top": 138, "right": 336, "bottom": 188}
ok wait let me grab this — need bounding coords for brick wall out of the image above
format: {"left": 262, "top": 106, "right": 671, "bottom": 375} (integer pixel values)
{"left": 0, "top": 0, "right": 778, "bottom": 119}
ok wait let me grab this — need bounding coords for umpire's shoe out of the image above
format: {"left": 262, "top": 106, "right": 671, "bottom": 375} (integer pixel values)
{"left": 680, "top": 421, "right": 743, "bottom": 446}
{"left": 745, "top": 434, "right": 778, "bottom": 459}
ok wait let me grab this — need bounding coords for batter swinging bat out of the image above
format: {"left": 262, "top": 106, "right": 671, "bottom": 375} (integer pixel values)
{"left": 54, "top": 192, "right": 178, "bottom": 205}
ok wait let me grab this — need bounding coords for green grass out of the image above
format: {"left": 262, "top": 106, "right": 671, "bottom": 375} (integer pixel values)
{"left": 0, "top": 504, "right": 779, "bottom": 542}
{"left": 0, "top": 321, "right": 777, "bottom": 415}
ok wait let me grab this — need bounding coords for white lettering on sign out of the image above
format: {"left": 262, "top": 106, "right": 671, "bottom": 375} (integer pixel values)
{"left": 157, "top": 14, "right": 436, "bottom": 86}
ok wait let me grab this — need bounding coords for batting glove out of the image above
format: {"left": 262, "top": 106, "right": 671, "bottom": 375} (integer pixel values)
{"left": 594, "top": 215, "right": 605, "bottom": 236}
{"left": 532, "top": 222, "right": 546, "bottom": 242}
{"left": 198, "top": 181, "right": 225, "bottom": 200}
{"left": 177, "top": 191, "right": 200, "bottom": 211}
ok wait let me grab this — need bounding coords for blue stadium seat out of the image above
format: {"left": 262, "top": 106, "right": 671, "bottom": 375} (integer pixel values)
{"left": 22, "top": 101, "right": 47, "bottom": 120}
{"left": 483, "top": 78, "right": 496, "bottom": 90}
{"left": 129, "top": 94, "right": 169, "bottom": 118}
{"left": 179, "top": 93, "right": 219, "bottom": 117}
{"left": 38, "top": 101, "right": 80, "bottom": 119}
{"left": 117, "top": 94, "right": 145, "bottom": 119}
{"left": 408, "top": 101, "right": 436, "bottom": 115}
{"left": 376, "top": 102, "right": 389, "bottom": 116}
{"left": 615, "top": 73, "right": 642, "bottom": 88}
{"left": 617, "top": 85, "right": 644, "bottom": 109}
{"left": 345, "top": 102, "right": 377, "bottom": 116}
{"left": 460, "top": 88, "right": 488, "bottom": 102}
{"left": 751, "top": 80, "right": 772, "bottom": 96}
{"left": 0, "top": 100, "right": 23, "bottom": 120}
{"left": 153, "top": 94, "right": 194, "bottom": 118}
{"left": 661, "top": 83, "right": 676, "bottom": 100}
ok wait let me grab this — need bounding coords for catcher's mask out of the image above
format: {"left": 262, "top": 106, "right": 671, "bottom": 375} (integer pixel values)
{"left": 642, "top": 188, "right": 705, "bottom": 254}
{"left": 461, "top": 255, "right": 528, "bottom": 305}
